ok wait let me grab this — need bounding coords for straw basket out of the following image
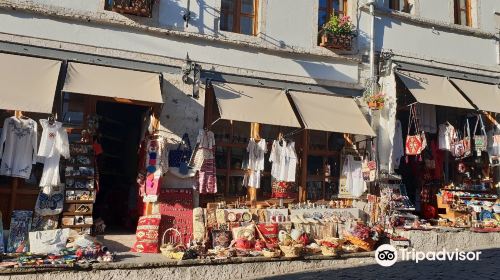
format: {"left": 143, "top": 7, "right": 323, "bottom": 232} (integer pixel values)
{"left": 321, "top": 246, "right": 340, "bottom": 256}
{"left": 160, "top": 228, "right": 182, "bottom": 257}
{"left": 344, "top": 235, "right": 375, "bottom": 252}
{"left": 262, "top": 249, "right": 281, "bottom": 258}
{"left": 279, "top": 245, "right": 303, "bottom": 258}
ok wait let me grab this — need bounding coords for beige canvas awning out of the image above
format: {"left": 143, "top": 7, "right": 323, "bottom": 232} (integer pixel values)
{"left": 0, "top": 53, "right": 61, "bottom": 113}
{"left": 289, "top": 91, "right": 376, "bottom": 136}
{"left": 396, "top": 71, "right": 474, "bottom": 109}
{"left": 63, "top": 62, "right": 163, "bottom": 103}
{"left": 212, "top": 83, "right": 301, "bottom": 127}
{"left": 450, "top": 79, "right": 500, "bottom": 114}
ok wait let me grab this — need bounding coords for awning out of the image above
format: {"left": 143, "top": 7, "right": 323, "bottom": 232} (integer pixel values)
{"left": 63, "top": 62, "right": 162, "bottom": 103}
{"left": 396, "top": 71, "right": 474, "bottom": 109}
{"left": 212, "top": 83, "right": 301, "bottom": 128}
{"left": 450, "top": 79, "right": 500, "bottom": 114}
{"left": 289, "top": 91, "right": 376, "bottom": 136}
{"left": 0, "top": 53, "right": 61, "bottom": 113}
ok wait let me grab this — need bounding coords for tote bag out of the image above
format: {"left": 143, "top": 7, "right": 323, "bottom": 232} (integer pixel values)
{"left": 29, "top": 228, "right": 70, "bottom": 254}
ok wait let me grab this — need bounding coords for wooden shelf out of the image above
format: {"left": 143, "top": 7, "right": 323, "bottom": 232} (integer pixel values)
{"left": 63, "top": 212, "right": 93, "bottom": 216}
{"left": 65, "top": 187, "right": 94, "bottom": 191}
{"left": 61, "top": 224, "right": 93, "bottom": 228}
{"left": 65, "top": 200, "right": 95, "bottom": 204}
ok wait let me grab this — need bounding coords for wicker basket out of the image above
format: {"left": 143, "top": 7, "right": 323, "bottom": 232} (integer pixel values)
{"left": 321, "top": 246, "right": 340, "bottom": 256}
{"left": 279, "top": 245, "right": 303, "bottom": 258}
{"left": 344, "top": 235, "right": 375, "bottom": 252}
{"left": 262, "top": 249, "right": 281, "bottom": 258}
{"left": 160, "top": 228, "right": 182, "bottom": 257}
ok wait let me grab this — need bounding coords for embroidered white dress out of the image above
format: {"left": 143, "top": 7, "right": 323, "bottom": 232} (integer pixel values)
{"left": 0, "top": 117, "right": 38, "bottom": 179}
{"left": 285, "top": 142, "right": 297, "bottom": 182}
{"left": 342, "top": 155, "right": 366, "bottom": 198}
{"left": 245, "top": 138, "right": 267, "bottom": 188}
{"left": 269, "top": 140, "right": 287, "bottom": 181}
{"left": 37, "top": 120, "right": 70, "bottom": 188}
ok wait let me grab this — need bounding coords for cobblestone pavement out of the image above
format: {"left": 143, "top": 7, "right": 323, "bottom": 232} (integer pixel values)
{"left": 258, "top": 248, "right": 500, "bottom": 280}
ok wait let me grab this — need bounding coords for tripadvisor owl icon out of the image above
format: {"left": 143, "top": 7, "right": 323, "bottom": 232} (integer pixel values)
{"left": 375, "top": 244, "right": 398, "bottom": 267}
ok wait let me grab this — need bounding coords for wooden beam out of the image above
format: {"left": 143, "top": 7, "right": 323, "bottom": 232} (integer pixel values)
{"left": 299, "top": 130, "right": 309, "bottom": 202}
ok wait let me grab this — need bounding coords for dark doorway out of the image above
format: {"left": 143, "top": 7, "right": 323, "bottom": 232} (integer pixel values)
{"left": 94, "top": 101, "right": 148, "bottom": 232}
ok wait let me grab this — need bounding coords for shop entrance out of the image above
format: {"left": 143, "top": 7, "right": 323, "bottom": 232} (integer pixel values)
{"left": 93, "top": 101, "right": 148, "bottom": 233}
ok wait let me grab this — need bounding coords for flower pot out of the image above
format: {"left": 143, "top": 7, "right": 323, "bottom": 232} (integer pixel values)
{"left": 320, "top": 34, "right": 353, "bottom": 50}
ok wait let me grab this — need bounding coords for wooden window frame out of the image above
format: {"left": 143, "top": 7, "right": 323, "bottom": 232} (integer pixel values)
{"left": 389, "top": 0, "right": 411, "bottom": 13}
{"left": 318, "top": 0, "right": 348, "bottom": 29}
{"left": 220, "top": 0, "right": 259, "bottom": 36}
{"left": 204, "top": 85, "right": 349, "bottom": 204}
{"left": 454, "top": 0, "right": 472, "bottom": 27}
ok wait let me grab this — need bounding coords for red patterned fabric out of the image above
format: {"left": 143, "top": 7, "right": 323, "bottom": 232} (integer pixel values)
{"left": 271, "top": 181, "right": 295, "bottom": 199}
{"left": 131, "top": 214, "right": 161, "bottom": 253}
{"left": 198, "top": 158, "right": 217, "bottom": 194}
{"left": 257, "top": 223, "right": 279, "bottom": 243}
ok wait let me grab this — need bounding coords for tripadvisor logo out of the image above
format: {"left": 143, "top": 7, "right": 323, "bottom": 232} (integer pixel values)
{"left": 375, "top": 244, "right": 398, "bottom": 267}
{"left": 375, "top": 244, "right": 482, "bottom": 267}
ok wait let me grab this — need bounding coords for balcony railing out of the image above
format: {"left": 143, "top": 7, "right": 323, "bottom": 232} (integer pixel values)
{"left": 112, "top": 0, "right": 154, "bottom": 18}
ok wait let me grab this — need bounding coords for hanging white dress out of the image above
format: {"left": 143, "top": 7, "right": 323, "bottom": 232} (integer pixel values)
{"left": 269, "top": 140, "right": 287, "bottom": 181}
{"left": 37, "top": 120, "right": 70, "bottom": 188}
{"left": 284, "top": 141, "right": 297, "bottom": 182}
{"left": 342, "top": 155, "right": 366, "bottom": 198}
{"left": 0, "top": 116, "right": 38, "bottom": 179}
{"left": 245, "top": 138, "right": 267, "bottom": 188}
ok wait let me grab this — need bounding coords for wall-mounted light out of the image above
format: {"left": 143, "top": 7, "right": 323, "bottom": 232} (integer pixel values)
{"left": 182, "top": 53, "right": 202, "bottom": 99}
{"left": 183, "top": 0, "right": 192, "bottom": 28}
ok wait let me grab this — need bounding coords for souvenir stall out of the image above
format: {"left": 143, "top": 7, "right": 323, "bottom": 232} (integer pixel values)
{"left": 0, "top": 59, "right": 163, "bottom": 268}
{"left": 150, "top": 82, "right": 386, "bottom": 260}
{"left": 384, "top": 70, "right": 500, "bottom": 232}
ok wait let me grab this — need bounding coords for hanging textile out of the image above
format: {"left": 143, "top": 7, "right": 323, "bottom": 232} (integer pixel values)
{"left": 37, "top": 119, "right": 70, "bottom": 188}
{"left": 0, "top": 116, "right": 38, "bottom": 179}
{"left": 341, "top": 155, "right": 366, "bottom": 197}
{"left": 142, "top": 134, "right": 168, "bottom": 202}
{"left": 243, "top": 138, "right": 267, "bottom": 189}
{"left": 196, "top": 129, "right": 217, "bottom": 194}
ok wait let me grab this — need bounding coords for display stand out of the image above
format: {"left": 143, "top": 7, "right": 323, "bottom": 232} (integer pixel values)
{"left": 61, "top": 142, "right": 97, "bottom": 234}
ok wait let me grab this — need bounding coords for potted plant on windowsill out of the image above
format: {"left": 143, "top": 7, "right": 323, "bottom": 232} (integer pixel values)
{"left": 320, "top": 14, "right": 355, "bottom": 50}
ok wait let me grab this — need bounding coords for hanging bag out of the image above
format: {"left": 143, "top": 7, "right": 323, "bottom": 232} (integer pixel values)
{"left": 405, "top": 105, "right": 426, "bottom": 160}
{"left": 168, "top": 133, "right": 192, "bottom": 168}
{"left": 451, "top": 119, "right": 471, "bottom": 159}
{"left": 473, "top": 115, "right": 487, "bottom": 155}
{"left": 463, "top": 119, "right": 472, "bottom": 158}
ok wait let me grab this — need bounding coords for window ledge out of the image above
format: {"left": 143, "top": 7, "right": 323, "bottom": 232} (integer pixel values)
{"left": 363, "top": 6, "right": 498, "bottom": 40}
{"left": 0, "top": 1, "right": 362, "bottom": 63}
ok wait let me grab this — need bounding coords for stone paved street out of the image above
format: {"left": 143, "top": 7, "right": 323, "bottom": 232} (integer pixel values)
{"left": 259, "top": 248, "right": 500, "bottom": 280}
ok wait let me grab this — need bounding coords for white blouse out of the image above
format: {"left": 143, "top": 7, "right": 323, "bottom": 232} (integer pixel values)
{"left": 0, "top": 117, "right": 38, "bottom": 179}
{"left": 269, "top": 140, "right": 298, "bottom": 182}
{"left": 37, "top": 120, "right": 70, "bottom": 187}
{"left": 247, "top": 138, "right": 267, "bottom": 171}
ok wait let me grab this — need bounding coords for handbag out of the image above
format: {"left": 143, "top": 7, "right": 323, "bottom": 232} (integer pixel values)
{"left": 405, "top": 105, "right": 426, "bottom": 160}
{"left": 451, "top": 119, "right": 471, "bottom": 159}
{"left": 28, "top": 228, "right": 70, "bottom": 254}
{"left": 168, "top": 133, "right": 192, "bottom": 168}
{"left": 473, "top": 115, "right": 487, "bottom": 155}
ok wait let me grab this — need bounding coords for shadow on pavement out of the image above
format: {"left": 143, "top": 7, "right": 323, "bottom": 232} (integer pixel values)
{"left": 259, "top": 248, "right": 500, "bottom": 280}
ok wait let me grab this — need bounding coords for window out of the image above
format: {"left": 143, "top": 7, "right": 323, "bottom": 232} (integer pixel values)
{"left": 318, "top": 0, "right": 348, "bottom": 29}
{"left": 220, "top": 0, "right": 258, "bottom": 35}
{"left": 389, "top": 0, "right": 411, "bottom": 13}
{"left": 105, "top": 0, "right": 154, "bottom": 17}
{"left": 454, "top": 0, "right": 472, "bottom": 26}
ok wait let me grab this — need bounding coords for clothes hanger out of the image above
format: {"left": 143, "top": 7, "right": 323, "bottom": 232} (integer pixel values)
{"left": 48, "top": 114, "right": 56, "bottom": 125}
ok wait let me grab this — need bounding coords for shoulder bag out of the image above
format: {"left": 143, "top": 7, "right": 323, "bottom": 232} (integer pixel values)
{"left": 473, "top": 115, "right": 487, "bottom": 155}
{"left": 405, "top": 105, "right": 426, "bottom": 160}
